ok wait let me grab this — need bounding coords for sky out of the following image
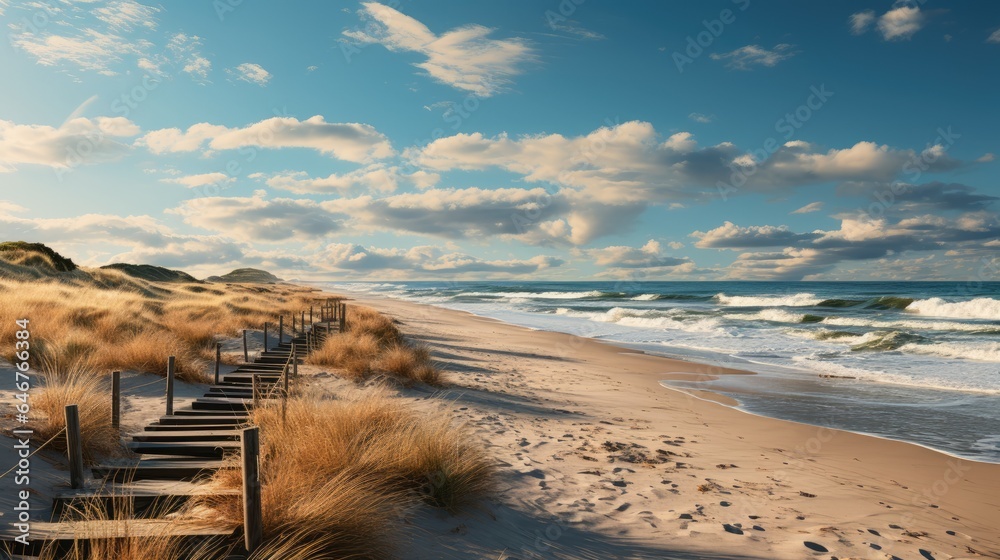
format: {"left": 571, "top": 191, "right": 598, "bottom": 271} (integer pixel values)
{"left": 0, "top": 0, "right": 999, "bottom": 281}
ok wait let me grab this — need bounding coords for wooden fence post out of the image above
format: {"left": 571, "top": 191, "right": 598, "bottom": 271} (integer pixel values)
{"left": 242, "top": 329, "right": 249, "bottom": 362}
{"left": 309, "top": 305, "right": 313, "bottom": 325}
{"left": 292, "top": 313, "right": 296, "bottom": 335}
{"left": 111, "top": 371, "right": 121, "bottom": 431}
{"left": 292, "top": 343, "right": 298, "bottom": 378}
{"left": 165, "top": 355, "right": 175, "bottom": 416}
{"left": 214, "top": 342, "right": 222, "bottom": 385}
{"left": 263, "top": 322, "right": 268, "bottom": 353}
{"left": 278, "top": 316, "right": 284, "bottom": 345}
{"left": 241, "top": 427, "right": 263, "bottom": 554}
{"left": 282, "top": 364, "right": 289, "bottom": 423}
{"left": 65, "top": 405, "right": 85, "bottom": 489}
{"left": 252, "top": 375, "right": 259, "bottom": 409}
{"left": 340, "top": 303, "right": 346, "bottom": 332}
{"left": 300, "top": 310, "right": 305, "bottom": 332}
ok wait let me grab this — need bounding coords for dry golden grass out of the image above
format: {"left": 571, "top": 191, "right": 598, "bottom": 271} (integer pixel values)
{"left": 31, "top": 369, "right": 122, "bottom": 463}
{"left": 0, "top": 271, "right": 326, "bottom": 382}
{"left": 308, "top": 305, "right": 444, "bottom": 385}
{"left": 197, "top": 389, "right": 494, "bottom": 557}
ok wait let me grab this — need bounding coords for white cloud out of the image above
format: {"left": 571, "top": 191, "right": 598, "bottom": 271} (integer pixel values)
{"left": 139, "top": 115, "right": 394, "bottom": 163}
{"left": 263, "top": 165, "right": 435, "bottom": 194}
{"left": 315, "top": 243, "right": 562, "bottom": 278}
{"left": 167, "top": 33, "right": 211, "bottom": 80}
{"left": 93, "top": 0, "right": 159, "bottom": 32}
{"left": 344, "top": 2, "right": 534, "bottom": 97}
{"left": 161, "top": 172, "right": 235, "bottom": 189}
{"left": 791, "top": 201, "right": 824, "bottom": 214}
{"left": 850, "top": 10, "right": 876, "bottom": 34}
{"left": 11, "top": 28, "right": 149, "bottom": 75}
{"left": 988, "top": 29, "right": 1000, "bottom": 43}
{"left": 579, "top": 240, "right": 690, "bottom": 269}
{"left": 710, "top": 44, "right": 796, "bottom": 70}
{"left": 878, "top": 5, "right": 925, "bottom": 40}
{"left": 168, "top": 191, "right": 346, "bottom": 242}
{"left": 227, "top": 62, "right": 271, "bottom": 86}
{"left": 688, "top": 113, "right": 714, "bottom": 123}
{"left": 410, "top": 122, "right": 930, "bottom": 204}
{"left": 0, "top": 116, "right": 139, "bottom": 172}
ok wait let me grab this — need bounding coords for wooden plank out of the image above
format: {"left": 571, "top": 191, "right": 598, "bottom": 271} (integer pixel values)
{"left": 93, "top": 459, "right": 224, "bottom": 482}
{"left": 132, "top": 431, "right": 241, "bottom": 442}
{"left": 128, "top": 442, "right": 239, "bottom": 459}
{"left": 145, "top": 424, "right": 247, "bottom": 432}
{"left": 0, "top": 520, "right": 234, "bottom": 557}
{"left": 172, "top": 409, "right": 249, "bottom": 417}
{"left": 156, "top": 415, "right": 248, "bottom": 425}
{"left": 52, "top": 482, "right": 239, "bottom": 521}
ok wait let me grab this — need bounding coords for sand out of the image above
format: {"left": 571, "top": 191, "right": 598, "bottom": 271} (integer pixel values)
{"left": 347, "top": 293, "right": 1000, "bottom": 560}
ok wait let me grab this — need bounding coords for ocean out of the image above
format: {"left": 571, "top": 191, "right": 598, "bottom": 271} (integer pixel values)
{"left": 321, "top": 281, "right": 1000, "bottom": 463}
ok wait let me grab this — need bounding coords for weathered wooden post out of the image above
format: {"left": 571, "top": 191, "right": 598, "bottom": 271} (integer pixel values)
{"left": 242, "top": 329, "right": 249, "bottom": 362}
{"left": 165, "top": 355, "right": 175, "bottom": 416}
{"left": 340, "top": 303, "right": 347, "bottom": 332}
{"left": 214, "top": 342, "right": 222, "bottom": 385}
{"left": 292, "top": 313, "right": 296, "bottom": 335}
{"left": 282, "top": 364, "right": 289, "bottom": 423}
{"left": 309, "top": 305, "right": 313, "bottom": 325}
{"left": 278, "top": 316, "right": 284, "bottom": 345}
{"left": 252, "top": 375, "right": 259, "bottom": 409}
{"left": 263, "top": 322, "right": 268, "bottom": 353}
{"left": 65, "top": 404, "right": 85, "bottom": 489}
{"left": 111, "top": 371, "right": 121, "bottom": 431}
{"left": 241, "top": 427, "right": 262, "bottom": 554}
{"left": 292, "top": 343, "right": 298, "bottom": 378}
{"left": 300, "top": 310, "right": 305, "bottom": 331}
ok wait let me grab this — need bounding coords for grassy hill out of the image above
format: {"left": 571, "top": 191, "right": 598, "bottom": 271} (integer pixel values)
{"left": 206, "top": 267, "right": 283, "bottom": 284}
{"left": 100, "top": 263, "right": 200, "bottom": 283}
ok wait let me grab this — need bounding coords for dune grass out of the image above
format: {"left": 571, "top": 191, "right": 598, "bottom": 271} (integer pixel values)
{"left": 197, "top": 388, "right": 494, "bottom": 558}
{"left": 31, "top": 368, "right": 123, "bottom": 463}
{"left": 307, "top": 305, "right": 443, "bottom": 385}
{"left": 0, "top": 270, "right": 323, "bottom": 382}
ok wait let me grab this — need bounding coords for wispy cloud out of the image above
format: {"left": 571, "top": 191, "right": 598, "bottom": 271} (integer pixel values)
{"left": 167, "top": 33, "right": 211, "bottom": 81}
{"left": 849, "top": 10, "right": 876, "bottom": 35}
{"left": 710, "top": 43, "right": 796, "bottom": 70}
{"left": 343, "top": 2, "right": 535, "bottom": 97}
{"left": 93, "top": 0, "right": 159, "bottom": 32}
{"left": 791, "top": 201, "right": 824, "bottom": 214}
{"left": 688, "top": 112, "right": 714, "bottom": 124}
{"left": 139, "top": 115, "right": 394, "bottom": 163}
{"left": 988, "top": 29, "right": 1000, "bottom": 43}
{"left": 227, "top": 62, "right": 271, "bottom": 86}
{"left": 0, "top": 117, "right": 140, "bottom": 172}
{"left": 161, "top": 172, "right": 235, "bottom": 188}
{"left": 12, "top": 28, "right": 149, "bottom": 76}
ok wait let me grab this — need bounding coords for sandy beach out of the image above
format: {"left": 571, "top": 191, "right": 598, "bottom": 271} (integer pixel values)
{"left": 347, "top": 293, "right": 1000, "bottom": 560}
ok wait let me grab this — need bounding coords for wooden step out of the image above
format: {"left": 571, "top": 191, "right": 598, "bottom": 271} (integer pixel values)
{"left": 93, "top": 459, "right": 224, "bottom": 482}
{"left": 52, "top": 481, "right": 239, "bottom": 521}
{"left": 156, "top": 415, "right": 248, "bottom": 425}
{"left": 128, "top": 442, "right": 240, "bottom": 459}
{"left": 146, "top": 423, "right": 248, "bottom": 432}
{"left": 132, "top": 430, "right": 241, "bottom": 442}
{"left": 172, "top": 408, "right": 249, "bottom": 417}
{"left": 0, "top": 519, "right": 234, "bottom": 556}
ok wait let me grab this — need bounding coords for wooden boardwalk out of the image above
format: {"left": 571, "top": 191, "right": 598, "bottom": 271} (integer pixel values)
{"left": 3, "top": 300, "right": 343, "bottom": 559}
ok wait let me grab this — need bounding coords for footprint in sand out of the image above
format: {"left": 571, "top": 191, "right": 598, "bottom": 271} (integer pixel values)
{"left": 802, "top": 541, "right": 828, "bottom": 553}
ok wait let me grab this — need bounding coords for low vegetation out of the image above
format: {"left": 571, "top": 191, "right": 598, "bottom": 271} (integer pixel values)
{"left": 307, "top": 305, "right": 442, "bottom": 385}
{"left": 198, "top": 388, "right": 494, "bottom": 558}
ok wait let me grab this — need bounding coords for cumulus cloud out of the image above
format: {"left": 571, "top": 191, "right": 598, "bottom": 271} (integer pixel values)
{"left": 161, "top": 172, "right": 235, "bottom": 189}
{"left": 700, "top": 210, "right": 1000, "bottom": 279}
{"left": 0, "top": 116, "right": 140, "bottom": 172}
{"left": 263, "top": 165, "right": 435, "bottom": 194}
{"left": 791, "top": 201, "right": 824, "bottom": 214}
{"left": 169, "top": 191, "right": 347, "bottom": 242}
{"left": 139, "top": 115, "right": 394, "bottom": 162}
{"left": 710, "top": 44, "right": 796, "bottom": 70}
{"left": 989, "top": 29, "right": 1000, "bottom": 43}
{"left": 227, "top": 62, "right": 271, "bottom": 86}
{"left": 852, "top": 3, "right": 926, "bottom": 41}
{"left": 409, "top": 122, "right": 939, "bottom": 203}
{"left": 836, "top": 181, "right": 999, "bottom": 213}
{"left": 344, "top": 2, "right": 534, "bottom": 96}
{"left": 579, "top": 240, "right": 690, "bottom": 269}
{"left": 315, "top": 243, "right": 562, "bottom": 277}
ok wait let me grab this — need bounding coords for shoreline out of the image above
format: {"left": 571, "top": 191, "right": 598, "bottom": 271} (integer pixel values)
{"left": 343, "top": 289, "right": 1000, "bottom": 559}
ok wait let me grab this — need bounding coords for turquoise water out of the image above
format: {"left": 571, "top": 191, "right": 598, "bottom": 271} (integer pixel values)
{"left": 322, "top": 281, "right": 1000, "bottom": 462}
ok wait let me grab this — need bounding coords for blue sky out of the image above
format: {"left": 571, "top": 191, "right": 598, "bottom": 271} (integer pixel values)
{"left": 1, "top": 0, "right": 998, "bottom": 280}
